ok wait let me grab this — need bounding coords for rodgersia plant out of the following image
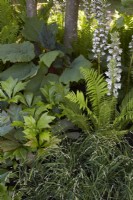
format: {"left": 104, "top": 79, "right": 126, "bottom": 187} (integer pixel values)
{"left": 105, "top": 32, "right": 122, "bottom": 98}
{"left": 90, "top": 0, "right": 111, "bottom": 74}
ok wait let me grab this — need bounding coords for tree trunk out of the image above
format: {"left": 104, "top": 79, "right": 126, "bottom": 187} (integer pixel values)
{"left": 26, "top": 0, "right": 37, "bottom": 18}
{"left": 64, "top": 0, "right": 80, "bottom": 49}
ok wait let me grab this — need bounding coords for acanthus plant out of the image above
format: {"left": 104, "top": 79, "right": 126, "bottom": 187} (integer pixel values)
{"left": 90, "top": 0, "right": 111, "bottom": 74}
{"left": 105, "top": 32, "right": 122, "bottom": 98}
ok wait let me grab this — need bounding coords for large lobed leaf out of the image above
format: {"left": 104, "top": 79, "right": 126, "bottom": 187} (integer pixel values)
{"left": 59, "top": 55, "right": 92, "bottom": 84}
{"left": 0, "top": 62, "right": 38, "bottom": 81}
{"left": 22, "top": 17, "right": 57, "bottom": 50}
{"left": 0, "top": 42, "right": 35, "bottom": 63}
{"left": 39, "top": 50, "right": 64, "bottom": 68}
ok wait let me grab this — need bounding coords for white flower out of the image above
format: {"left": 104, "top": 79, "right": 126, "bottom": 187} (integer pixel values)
{"left": 115, "top": 83, "right": 121, "bottom": 89}
{"left": 105, "top": 32, "right": 122, "bottom": 98}
{"left": 116, "top": 74, "right": 121, "bottom": 82}
{"left": 117, "top": 62, "right": 121, "bottom": 67}
{"left": 129, "top": 35, "right": 133, "bottom": 52}
{"left": 117, "top": 56, "right": 121, "bottom": 61}
{"left": 107, "top": 56, "right": 111, "bottom": 61}
{"left": 91, "top": 0, "right": 112, "bottom": 59}
{"left": 109, "top": 49, "right": 113, "bottom": 54}
{"left": 101, "top": 52, "right": 106, "bottom": 55}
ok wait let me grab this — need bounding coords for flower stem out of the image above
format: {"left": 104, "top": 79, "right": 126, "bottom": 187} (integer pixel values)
{"left": 98, "top": 54, "right": 101, "bottom": 75}
{"left": 127, "top": 54, "right": 133, "bottom": 92}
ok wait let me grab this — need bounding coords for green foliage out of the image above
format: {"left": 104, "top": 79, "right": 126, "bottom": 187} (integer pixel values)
{"left": 73, "top": 12, "right": 94, "bottom": 58}
{"left": 0, "top": 62, "right": 38, "bottom": 81}
{"left": 0, "top": 110, "right": 13, "bottom": 137}
{"left": 22, "top": 17, "right": 58, "bottom": 50}
{"left": 15, "top": 135, "right": 133, "bottom": 200}
{"left": 0, "top": 22, "right": 19, "bottom": 44}
{"left": 81, "top": 68, "right": 108, "bottom": 115}
{"left": 0, "top": 42, "right": 35, "bottom": 64}
{"left": 13, "top": 111, "right": 60, "bottom": 153}
{"left": 38, "top": 1, "right": 53, "bottom": 22}
{"left": 0, "top": 1, "right": 133, "bottom": 199}
{"left": 121, "top": 0, "right": 133, "bottom": 5}
{"left": 39, "top": 50, "right": 64, "bottom": 68}
{"left": 62, "top": 68, "right": 133, "bottom": 139}
{"left": 41, "top": 82, "right": 69, "bottom": 105}
{"left": 59, "top": 55, "right": 92, "bottom": 84}
{"left": 0, "top": 0, "right": 12, "bottom": 29}
{"left": 0, "top": 184, "right": 11, "bottom": 200}
{"left": 0, "top": 77, "right": 27, "bottom": 103}
{"left": 0, "top": 76, "right": 61, "bottom": 163}
{"left": 0, "top": 0, "right": 20, "bottom": 44}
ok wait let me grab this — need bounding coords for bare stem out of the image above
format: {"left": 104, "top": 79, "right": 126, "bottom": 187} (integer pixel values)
{"left": 127, "top": 54, "right": 133, "bottom": 92}
{"left": 98, "top": 54, "right": 101, "bottom": 75}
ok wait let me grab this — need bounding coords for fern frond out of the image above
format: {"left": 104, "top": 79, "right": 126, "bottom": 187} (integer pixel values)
{"left": 120, "top": 88, "right": 133, "bottom": 113}
{"left": 0, "top": 23, "right": 19, "bottom": 44}
{"left": 62, "top": 93, "right": 90, "bottom": 131}
{"left": 66, "top": 91, "right": 87, "bottom": 110}
{"left": 65, "top": 91, "right": 98, "bottom": 128}
{"left": 114, "top": 110, "right": 133, "bottom": 130}
{"left": 81, "top": 68, "right": 108, "bottom": 116}
{"left": 98, "top": 97, "right": 117, "bottom": 129}
{"left": 0, "top": 0, "right": 19, "bottom": 44}
{"left": 0, "top": 0, "right": 13, "bottom": 29}
{"left": 113, "top": 88, "right": 133, "bottom": 129}
{"left": 61, "top": 104, "right": 90, "bottom": 132}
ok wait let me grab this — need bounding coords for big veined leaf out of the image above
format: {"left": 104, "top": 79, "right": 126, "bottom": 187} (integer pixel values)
{"left": 59, "top": 55, "right": 92, "bottom": 84}
{"left": 0, "top": 62, "right": 38, "bottom": 81}
{"left": 39, "top": 50, "right": 64, "bottom": 68}
{"left": 22, "top": 17, "right": 57, "bottom": 50}
{"left": 0, "top": 42, "right": 35, "bottom": 63}
{"left": 22, "top": 17, "right": 44, "bottom": 42}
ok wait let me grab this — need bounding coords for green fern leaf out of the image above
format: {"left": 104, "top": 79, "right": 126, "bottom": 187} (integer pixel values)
{"left": 81, "top": 68, "right": 108, "bottom": 116}
{"left": 62, "top": 105, "right": 90, "bottom": 131}
{"left": 98, "top": 97, "right": 117, "bottom": 129}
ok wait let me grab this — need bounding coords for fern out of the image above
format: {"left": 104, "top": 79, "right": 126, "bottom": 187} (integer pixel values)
{"left": 0, "top": 23, "right": 19, "bottom": 44}
{"left": 98, "top": 97, "right": 117, "bottom": 129}
{"left": 62, "top": 95, "right": 90, "bottom": 132}
{"left": 81, "top": 68, "right": 108, "bottom": 116}
{"left": 62, "top": 68, "right": 133, "bottom": 139}
{"left": 62, "top": 104, "right": 90, "bottom": 132}
{"left": 73, "top": 13, "right": 94, "bottom": 57}
{"left": 65, "top": 91, "right": 98, "bottom": 128}
{"left": 114, "top": 88, "right": 133, "bottom": 129}
{"left": 0, "top": 0, "right": 12, "bottom": 29}
{"left": 0, "top": 0, "right": 19, "bottom": 44}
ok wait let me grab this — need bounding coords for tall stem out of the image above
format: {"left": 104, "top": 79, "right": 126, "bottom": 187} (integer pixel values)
{"left": 98, "top": 54, "right": 101, "bottom": 75}
{"left": 127, "top": 54, "right": 133, "bottom": 92}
